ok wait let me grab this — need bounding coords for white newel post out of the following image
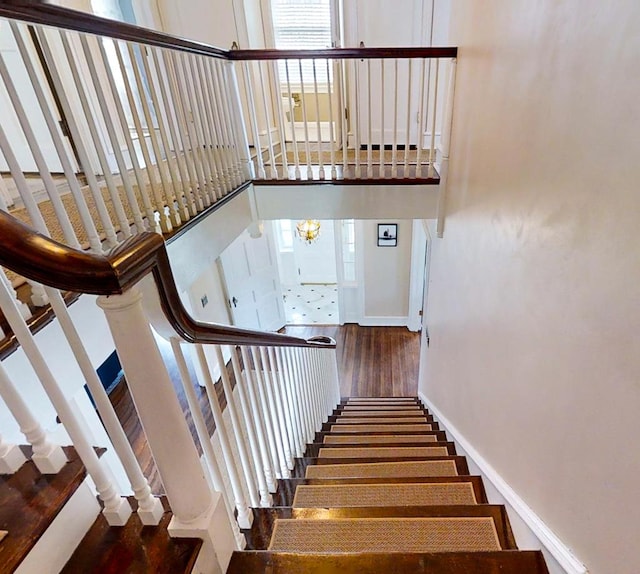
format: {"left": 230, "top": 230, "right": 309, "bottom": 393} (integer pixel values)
{"left": 97, "top": 288, "right": 235, "bottom": 573}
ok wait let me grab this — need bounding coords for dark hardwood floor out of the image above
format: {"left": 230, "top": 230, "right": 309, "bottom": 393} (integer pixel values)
{"left": 110, "top": 324, "right": 421, "bottom": 493}
{"left": 281, "top": 325, "right": 421, "bottom": 397}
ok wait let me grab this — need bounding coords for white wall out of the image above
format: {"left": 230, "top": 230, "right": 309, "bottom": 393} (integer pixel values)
{"left": 361, "top": 219, "right": 412, "bottom": 324}
{"left": 419, "top": 2, "right": 640, "bottom": 574}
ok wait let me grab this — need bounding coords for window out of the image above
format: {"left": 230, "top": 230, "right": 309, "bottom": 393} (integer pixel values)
{"left": 342, "top": 219, "right": 355, "bottom": 282}
{"left": 270, "top": 0, "right": 333, "bottom": 86}
{"left": 276, "top": 219, "right": 294, "bottom": 252}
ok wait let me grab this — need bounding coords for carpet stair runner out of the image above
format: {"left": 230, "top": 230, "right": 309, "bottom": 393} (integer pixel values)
{"left": 228, "top": 396, "right": 550, "bottom": 574}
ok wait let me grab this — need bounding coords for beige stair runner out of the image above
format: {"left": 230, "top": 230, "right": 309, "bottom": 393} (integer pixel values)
{"left": 0, "top": 531, "right": 7, "bottom": 543}
{"left": 306, "top": 459, "right": 459, "bottom": 479}
{"left": 323, "top": 434, "right": 438, "bottom": 444}
{"left": 292, "top": 483, "right": 478, "bottom": 507}
{"left": 330, "top": 424, "right": 433, "bottom": 432}
{"left": 334, "top": 417, "right": 428, "bottom": 424}
{"left": 269, "top": 517, "right": 501, "bottom": 553}
{"left": 318, "top": 446, "right": 449, "bottom": 458}
{"left": 336, "top": 410, "right": 426, "bottom": 416}
{"left": 342, "top": 405, "right": 423, "bottom": 410}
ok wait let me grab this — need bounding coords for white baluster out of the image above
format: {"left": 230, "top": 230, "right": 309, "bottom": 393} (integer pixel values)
{"left": 242, "top": 61, "right": 266, "bottom": 180}
{"left": 246, "top": 347, "right": 280, "bottom": 479}
{"left": 272, "top": 60, "right": 289, "bottom": 180}
{"left": 47, "top": 286, "right": 163, "bottom": 524}
{"left": 213, "top": 345, "right": 259, "bottom": 508}
{"left": 79, "top": 36, "right": 147, "bottom": 234}
{"left": 380, "top": 59, "right": 386, "bottom": 177}
{"left": 311, "top": 60, "right": 325, "bottom": 180}
{"left": 127, "top": 42, "right": 181, "bottom": 223}
{"left": 415, "top": 58, "right": 427, "bottom": 178}
{"left": 428, "top": 59, "right": 440, "bottom": 179}
{"left": 224, "top": 60, "right": 254, "bottom": 182}
{"left": 59, "top": 31, "right": 132, "bottom": 239}
{"left": 194, "top": 345, "right": 253, "bottom": 529}
{"left": 257, "top": 62, "right": 278, "bottom": 179}
{"left": 112, "top": 40, "right": 171, "bottom": 231}
{"left": 298, "top": 60, "right": 314, "bottom": 180}
{"left": 197, "top": 56, "right": 233, "bottom": 192}
{"left": 150, "top": 49, "right": 195, "bottom": 219}
{"left": 353, "top": 59, "right": 361, "bottom": 179}
{"left": 172, "top": 51, "right": 214, "bottom": 207}
{"left": 0, "top": 174, "right": 13, "bottom": 208}
{"left": 340, "top": 59, "right": 348, "bottom": 179}
{"left": 0, "top": 48, "right": 81, "bottom": 249}
{"left": 0, "top": 362, "right": 66, "bottom": 474}
{"left": 161, "top": 50, "right": 203, "bottom": 214}
{"left": 392, "top": 58, "right": 399, "bottom": 178}
{"left": 282, "top": 347, "right": 305, "bottom": 456}
{"left": 275, "top": 347, "right": 301, "bottom": 458}
{"left": 98, "top": 288, "right": 235, "bottom": 569}
{"left": 208, "top": 59, "right": 242, "bottom": 188}
{"left": 268, "top": 347, "right": 294, "bottom": 470}
{"left": 404, "top": 59, "right": 414, "bottom": 176}
{"left": 0, "top": 431, "right": 27, "bottom": 474}
{"left": 292, "top": 347, "right": 313, "bottom": 444}
{"left": 170, "top": 340, "right": 245, "bottom": 548}
{"left": 366, "top": 59, "right": 373, "bottom": 178}
{"left": 284, "top": 60, "right": 301, "bottom": 179}
{"left": 259, "top": 347, "right": 290, "bottom": 477}
{"left": 325, "top": 58, "right": 337, "bottom": 179}
{"left": 239, "top": 347, "right": 277, "bottom": 492}
{"left": 97, "top": 37, "right": 158, "bottom": 231}
{"left": 36, "top": 29, "right": 119, "bottom": 248}
{"left": 183, "top": 54, "right": 222, "bottom": 201}
{"left": 0, "top": 280, "right": 131, "bottom": 525}
{"left": 138, "top": 44, "right": 186, "bottom": 225}
{"left": 228, "top": 346, "right": 272, "bottom": 505}
{"left": 11, "top": 23, "right": 103, "bottom": 253}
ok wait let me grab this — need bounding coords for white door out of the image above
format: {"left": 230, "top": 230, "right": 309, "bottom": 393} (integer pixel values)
{"left": 0, "top": 20, "right": 66, "bottom": 173}
{"left": 219, "top": 227, "right": 286, "bottom": 332}
{"left": 293, "top": 220, "right": 337, "bottom": 284}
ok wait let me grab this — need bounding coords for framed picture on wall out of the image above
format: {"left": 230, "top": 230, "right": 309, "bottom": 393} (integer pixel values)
{"left": 377, "top": 223, "right": 397, "bottom": 247}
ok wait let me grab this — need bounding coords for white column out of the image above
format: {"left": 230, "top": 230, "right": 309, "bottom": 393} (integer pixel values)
{"left": 194, "top": 345, "right": 253, "bottom": 529}
{"left": 228, "top": 346, "right": 272, "bottom": 506}
{"left": 0, "top": 432, "right": 27, "bottom": 474}
{"left": 214, "top": 345, "right": 259, "bottom": 508}
{"left": 0, "top": 362, "right": 66, "bottom": 474}
{"left": 47, "top": 286, "right": 163, "bottom": 524}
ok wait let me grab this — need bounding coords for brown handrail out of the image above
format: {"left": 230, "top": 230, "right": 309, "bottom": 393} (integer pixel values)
{"left": 0, "top": 2, "right": 456, "bottom": 61}
{"left": 0, "top": 212, "right": 335, "bottom": 349}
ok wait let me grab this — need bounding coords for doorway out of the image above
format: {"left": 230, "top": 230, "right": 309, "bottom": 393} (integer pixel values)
{"left": 274, "top": 219, "right": 340, "bottom": 325}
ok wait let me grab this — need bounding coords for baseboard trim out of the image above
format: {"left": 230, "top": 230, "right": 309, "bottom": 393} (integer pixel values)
{"left": 419, "top": 391, "right": 588, "bottom": 574}
{"left": 358, "top": 316, "right": 408, "bottom": 327}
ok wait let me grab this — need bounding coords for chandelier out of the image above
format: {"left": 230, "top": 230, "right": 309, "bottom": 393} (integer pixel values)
{"left": 296, "top": 219, "right": 321, "bottom": 244}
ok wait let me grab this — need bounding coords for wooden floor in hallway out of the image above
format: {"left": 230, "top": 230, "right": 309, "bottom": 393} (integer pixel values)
{"left": 281, "top": 325, "right": 421, "bottom": 398}
{"left": 110, "top": 324, "right": 421, "bottom": 493}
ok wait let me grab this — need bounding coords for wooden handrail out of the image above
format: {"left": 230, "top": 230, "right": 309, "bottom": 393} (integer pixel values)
{"left": 229, "top": 47, "right": 458, "bottom": 60}
{"left": 0, "top": 2, "right": 456, "bottom": 61}
{"left": 0, "top": 212, "right": 335, "bottom": 349}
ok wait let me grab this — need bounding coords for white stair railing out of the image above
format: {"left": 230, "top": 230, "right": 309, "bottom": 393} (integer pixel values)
{"left": 0, "top": 207, "right": 341, "bottom": 571}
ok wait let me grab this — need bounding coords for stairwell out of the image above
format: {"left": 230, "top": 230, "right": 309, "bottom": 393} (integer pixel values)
{"left": 229, "top": 396, "right": 550, "bottom": 574}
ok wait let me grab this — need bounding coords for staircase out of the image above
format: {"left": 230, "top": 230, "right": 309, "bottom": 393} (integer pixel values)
{"left": 228, "top": 396, "right": 550, "bottom": 573}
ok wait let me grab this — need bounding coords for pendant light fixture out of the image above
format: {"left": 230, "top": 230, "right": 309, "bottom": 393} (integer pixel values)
{"left": 296, "top": 219, "right": 321, "bottom": 244}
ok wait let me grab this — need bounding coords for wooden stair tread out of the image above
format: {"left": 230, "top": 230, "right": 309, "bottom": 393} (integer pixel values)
{"left": 0, "top": 446, "right": 87, "bottom": 573}
{"left": 228, "top": 550, "right": 550, "bottom": 574}
{"left": 61, "top": 497, "right": 201, "bottom": 574}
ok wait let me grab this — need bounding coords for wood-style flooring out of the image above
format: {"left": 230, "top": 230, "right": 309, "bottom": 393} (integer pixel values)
{"left": 110, "top": 325, "right": 421, "bottom": 493}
